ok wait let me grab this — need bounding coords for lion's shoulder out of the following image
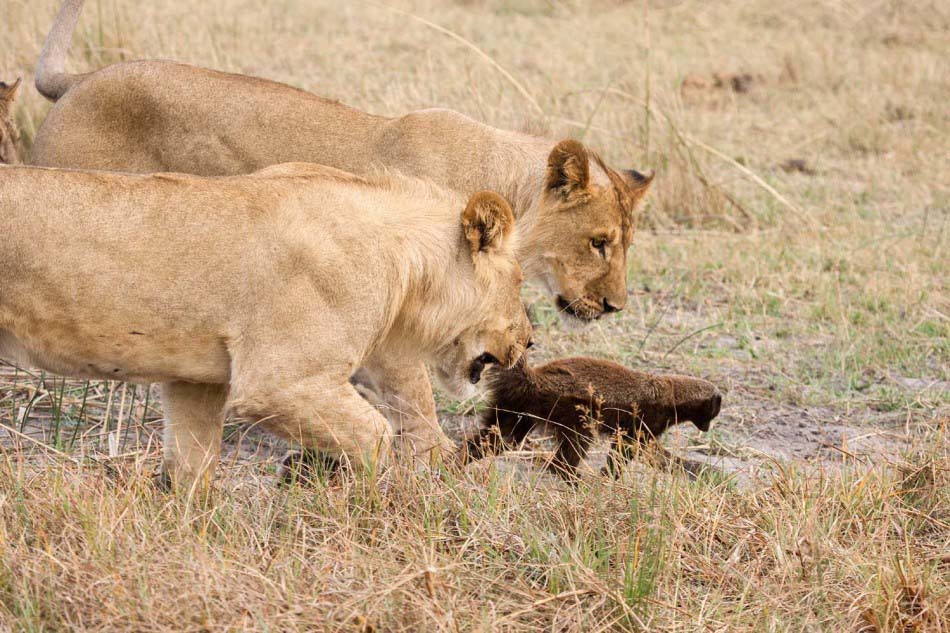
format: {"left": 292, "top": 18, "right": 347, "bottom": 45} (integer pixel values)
{"left": 248, "top": 162, "right": 370, "bottom": 185}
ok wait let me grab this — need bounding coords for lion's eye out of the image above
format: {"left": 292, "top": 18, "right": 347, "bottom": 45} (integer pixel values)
{"left": 590, "top": 238, "right": 607, "bottom": 258}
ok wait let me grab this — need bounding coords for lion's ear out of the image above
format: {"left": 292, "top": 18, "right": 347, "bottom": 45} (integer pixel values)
{"left": 462, "top": 191, "right": 516, "bottom": 257}
{"left": 622, "top": 168, "right": 655, "bottom": 207}
{"left": 546, "top": 139, "right": 590, "bottom": 199}
{"left": 0, "top": 78, "right": 21, "bottom": 104}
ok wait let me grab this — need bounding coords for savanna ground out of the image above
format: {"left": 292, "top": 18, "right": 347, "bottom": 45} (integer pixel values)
{"left": 0, "top": 0, "right": 947, "bottom": 630}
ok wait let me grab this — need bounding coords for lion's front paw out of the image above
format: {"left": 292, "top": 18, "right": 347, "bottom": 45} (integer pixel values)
{"left": 279, "top": 449, "right": 341, "bottom": 486}
{"left": 152, "top": 467, "right": 173, "bottom": 492}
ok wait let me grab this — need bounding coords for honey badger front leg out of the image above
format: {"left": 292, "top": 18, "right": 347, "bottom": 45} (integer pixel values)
{"left": 361, "top": 355, "right": 455, "bottom": 462}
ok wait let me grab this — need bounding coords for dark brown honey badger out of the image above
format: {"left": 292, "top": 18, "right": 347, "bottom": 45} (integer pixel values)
{"left": 463, "top": 356, "right": 722, "bottom": 479}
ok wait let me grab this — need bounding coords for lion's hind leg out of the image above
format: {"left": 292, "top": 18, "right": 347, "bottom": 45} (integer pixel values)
{"left": 231, "top": 377, "right": 394, "bottom": 482}
{"left": 160, "top": 381, "right": 229, "bottom": 493}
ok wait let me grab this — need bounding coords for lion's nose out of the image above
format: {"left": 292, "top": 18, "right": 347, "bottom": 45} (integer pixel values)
{"left": 603, "top": 298, "right": 622, "bottom": 314}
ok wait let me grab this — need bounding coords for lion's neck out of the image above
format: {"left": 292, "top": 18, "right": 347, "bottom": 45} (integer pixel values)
{"left": 476, "top": 136, "right": 552, "bottom": 282}
{"left": 363, "top": 201, "right": 476, "bottom": 358}
{"left": 406, "top": 121, "right": 554, "bottom": 280}
{"left": 372, "top": 109, "right": 554, "bottom": 224}
{"left": 482, "top": 136, "right": 551, "bottom": 221}
{"left": 390, "top": 248, "right": 478, "bottom": 357}
{"left": 262, "top": 101, "right": 558, "bottom": 280}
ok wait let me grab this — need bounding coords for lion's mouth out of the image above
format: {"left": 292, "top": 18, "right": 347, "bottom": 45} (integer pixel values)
{"left": 556, "top": 296, "right": 598, "bottom": 321}
{"left": 469, "top": 352, "right": 499, "bottom": 384}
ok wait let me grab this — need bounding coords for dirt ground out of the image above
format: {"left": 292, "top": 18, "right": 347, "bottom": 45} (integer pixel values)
{"left": 3, "top": 354, "right": 942, "bottom": 488}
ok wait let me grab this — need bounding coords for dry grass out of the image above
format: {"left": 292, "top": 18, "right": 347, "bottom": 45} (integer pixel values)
{"left": 0, "top": 0, "right": 948, "bottom": 630}
{"left": 1, "top": 441, "right": 947, "bottom": 631}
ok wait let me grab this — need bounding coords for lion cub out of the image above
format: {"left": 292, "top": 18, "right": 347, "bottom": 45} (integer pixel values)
{"left": 0, "top": 78, "right": 21, "bottom": 164}
{"left": 463, "top": 356, "right": 721, "bottom": 479}
{"left": 0, "top": 162, "right": 532, "bottom": 490}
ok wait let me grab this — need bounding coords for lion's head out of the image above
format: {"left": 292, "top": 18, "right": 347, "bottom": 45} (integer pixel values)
{"left": 0, "top": 78, "right": 22, "bottom": 165}
{"left": 433, "top": 191, "right": 533, "bottom": 399}
{"left": 522, "top": 139, "right": 653, "bottom": 324}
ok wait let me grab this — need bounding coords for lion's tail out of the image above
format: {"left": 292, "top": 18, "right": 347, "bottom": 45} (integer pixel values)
{"left": 35, "top": 0, "right": 87, "bottom": 102}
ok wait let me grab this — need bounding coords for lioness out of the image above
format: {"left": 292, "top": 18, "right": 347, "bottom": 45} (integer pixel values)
{"left": 0, "top": 77, "right": 21, "bottom": 164}
{"left": 0, "top": 162, "right": 532, "bottom": 489}
{"left": 31, "top": 0, "right": 653, "bottom": 457}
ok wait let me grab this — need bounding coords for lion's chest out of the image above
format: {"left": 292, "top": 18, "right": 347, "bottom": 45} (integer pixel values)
{"left": 0, "top": 316, "right": 230, "bottom": 385}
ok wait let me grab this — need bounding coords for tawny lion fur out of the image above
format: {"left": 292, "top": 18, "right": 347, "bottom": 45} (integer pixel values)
{"left": 31, "top": 1, "right": 653, "bottom": 458}
{"left": 0, "top": 162, "right": 531, "bottom": 490}
{"left": 464, "top": 356, "right": 722, "bottom": 479}
{"left": 0, "top": 78, "right": 21, "bottom": 164}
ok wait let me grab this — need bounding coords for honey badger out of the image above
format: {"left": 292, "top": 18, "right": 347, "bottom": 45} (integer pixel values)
{"left": 463, "top": 356, "right": 722, "bottom": 479}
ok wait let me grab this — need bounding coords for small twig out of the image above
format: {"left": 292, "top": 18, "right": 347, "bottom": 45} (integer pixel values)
{"left": 497, "top": 589, "right": 596, "bottom": 623}
{"left": 819, "top": 441, "right": 870, "bottom": 464}
{"left": 1, "top": 424, "right": 82, "bottom": 465}
{"left": 663, "top": 321, "right": 724, "bottom": 360}
{"left": 681, "top": 134, "right": 817, "bottom": 229}
{"left": 605, "top": 87, "right": 816, "bottom": 228}
{"left": 636, "top": 276, "right": 682, "bottom": 356}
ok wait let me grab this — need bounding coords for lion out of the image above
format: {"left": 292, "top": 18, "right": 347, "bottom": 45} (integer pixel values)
{"left": 0, "top": 162, "right": 532, "bottom": 490}
{"left": 0, "top": 77, "right": 21, "bottom": 164}
{"left": 462, "top": 355, "right": 722, "bottom": 480}
{"left": 31, "top": 0, "right": 653, "bottom": 458}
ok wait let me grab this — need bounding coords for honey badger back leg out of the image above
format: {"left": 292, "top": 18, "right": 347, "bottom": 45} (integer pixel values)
{"left": 549, "top": 422, "right": 595, "bottom": 481}
{"left": 602, "top": 432, "right": 637, "bottom": 479}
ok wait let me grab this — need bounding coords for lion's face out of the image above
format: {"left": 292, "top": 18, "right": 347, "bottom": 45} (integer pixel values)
{"left": 0, "top": 79, "right": 21, "bottom": 165}
{"left": 523, "top": 140, "right": 653, "bottom": 324}
{"left": 434, "top": 192, "right": 533, "bottom": 399}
